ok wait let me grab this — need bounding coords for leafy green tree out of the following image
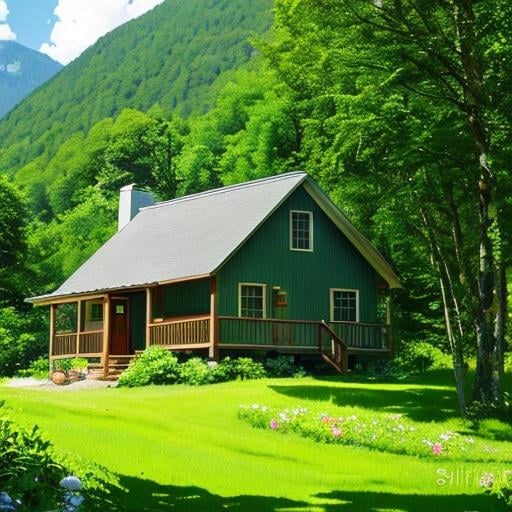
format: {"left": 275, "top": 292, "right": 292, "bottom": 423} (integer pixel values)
{"left": 98, "top": 109, "right": 188, "bottom": 200}
{"left": 0, "top": 176, "right": 30, "bottom": 308}
{"left": 265, "top": 0, "right": 512, "bottom": 411}
{"left": 27, "top": 189, "right": 117, "bottom": 291}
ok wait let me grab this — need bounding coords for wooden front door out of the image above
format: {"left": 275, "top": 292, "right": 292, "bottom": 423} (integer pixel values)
{"left": 110, "top": 298, "right": 130, "bottom": 355}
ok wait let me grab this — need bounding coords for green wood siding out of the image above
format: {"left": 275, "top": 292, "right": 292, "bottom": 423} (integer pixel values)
{"left": 217, "top": 185, "right": 382, "bottom": 323}
{"left": 162, "top": 279, "right": 210, "bottom": 317}
{"left": 129, "top": 292, "right": 146, "bottom": 351}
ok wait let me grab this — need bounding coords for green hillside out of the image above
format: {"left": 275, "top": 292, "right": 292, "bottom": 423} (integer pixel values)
{"left": 0, "top": 42, "right": 62, "bottom": 119}
{"left": 0, "top": 0, "right": 273, "bottom": 175}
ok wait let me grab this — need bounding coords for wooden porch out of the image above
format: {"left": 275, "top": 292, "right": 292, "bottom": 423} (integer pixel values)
{"left": 49, "top": 290, "right": 391, "bottom": 377}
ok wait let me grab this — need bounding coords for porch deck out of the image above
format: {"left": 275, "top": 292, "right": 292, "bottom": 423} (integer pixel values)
{"left": 50, "top": 313, "right": 391, "bottom": 377}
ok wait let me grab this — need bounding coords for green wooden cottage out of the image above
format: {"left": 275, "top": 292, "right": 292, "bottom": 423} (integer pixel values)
{"left": 29, "top": 172, "right": 400, "bottom": 376}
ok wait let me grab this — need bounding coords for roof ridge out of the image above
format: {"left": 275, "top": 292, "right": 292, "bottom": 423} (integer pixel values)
{"left": 141, "top": 171, "right": 307, "bottom": 211}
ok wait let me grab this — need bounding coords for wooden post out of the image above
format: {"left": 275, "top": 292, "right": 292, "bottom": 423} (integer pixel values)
{"left": 209, "top": 276, "right": 219, "bottom": 360}
{"left": 76, "top": 300, "right": 82, "bottom": 357}
{"left": 49, "top": 304, "right": 55, "bottom": 375}
{"left": 386, "top": 295, "right": 393, "bottom": 355}
{"left": 102, "top": 295, "right": 110, "bottom": 378}
{"left": 145, "top": 287, "right": 152, "bottom": 349}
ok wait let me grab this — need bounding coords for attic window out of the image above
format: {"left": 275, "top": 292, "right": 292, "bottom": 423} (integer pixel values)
{"left": 290, "top": 210, "right": 313, "bottom": 251}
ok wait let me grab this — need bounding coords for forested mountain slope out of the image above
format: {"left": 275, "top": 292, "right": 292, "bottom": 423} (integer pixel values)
{"left": 0, "top": 41, "right": 62, "bottom": 118}
{"left": 0, "top": 0, "right": 273, "bottom": 175}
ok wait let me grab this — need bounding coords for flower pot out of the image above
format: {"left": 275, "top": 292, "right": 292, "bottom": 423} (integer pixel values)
{"left": 68, "top": 370, "right": 80, "bottom": 382}
{"left": 51, "top": 370, "right": 67, "bottom": 385}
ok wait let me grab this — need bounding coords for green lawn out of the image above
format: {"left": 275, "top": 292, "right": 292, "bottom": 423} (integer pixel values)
{"left": 1, "top": 372, "right": 510, "bottom": 511}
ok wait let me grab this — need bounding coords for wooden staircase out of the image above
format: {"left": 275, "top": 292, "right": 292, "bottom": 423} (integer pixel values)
{"left": 104, "top": 354, "right": 134, "bottom": 379}
{"left": 318, "top": 320, "right": 348, "bottom": 373}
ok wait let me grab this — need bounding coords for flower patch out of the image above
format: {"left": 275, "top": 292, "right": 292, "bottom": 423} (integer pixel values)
{"left": 239, "top": 404, "right": 508, "bottom": 461}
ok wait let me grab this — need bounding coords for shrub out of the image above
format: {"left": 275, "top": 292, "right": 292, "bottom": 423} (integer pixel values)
{"left": 69, "top": 358, "right": 88, "bottom": 371}
{"left": 484, "top": 471, "right": 512, "bottom": 510}
{"left": 466, "top": 392, "right": 512, "bottom": 427}
{"left": 0, "top": 308, "right": 46, "bottom": 377}
{"left": 119, "top": 351, "right": 270, "bottom": 387}
{"left": 212, "top": 357, "right": 266, "bottom": 382}
{"left": 118, "top": 346, "right": 180, "bottom": 387}
{"left": 16, "top": 357, "right": 49, "bottom": 379}
{"left": 395, "top": 341, "right": 451, "bottom": 374}
{"left": 0, "top": 401, "right": 116, "bottom": 510}
{"left": 265, "top": 356, "right": 307, "bottom": 378}
{"left": 179, "top": 358, "right": 212, "bottom": 385}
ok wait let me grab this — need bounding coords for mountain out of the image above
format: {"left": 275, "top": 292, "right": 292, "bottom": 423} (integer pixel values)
{"left": 0, "top": 0, "right": 273, "bottom": 175}
{"left": 0, "top": 41, "right": 62, "bottom": 119}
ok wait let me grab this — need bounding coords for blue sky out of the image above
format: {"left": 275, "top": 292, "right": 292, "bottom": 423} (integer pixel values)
{"left": 7, "top": 0, "right": 57, "bottom": 51}
{"left": 1, "top": 0, "right": 164, "bottom": 64}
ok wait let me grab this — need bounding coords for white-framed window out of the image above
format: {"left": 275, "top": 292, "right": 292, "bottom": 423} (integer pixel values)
{"left": 330, "top": 288, "right": 359, "bottom": 322}
{"left": 290, "top": 210, "right": 313, "bottom": 251}
{"left": 238, "top": 283, "right": 267, "bottom": 318}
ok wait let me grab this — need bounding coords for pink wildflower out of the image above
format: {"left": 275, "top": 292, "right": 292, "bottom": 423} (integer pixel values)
{"left": 332, "top": 427, "right": 342, "bottom": 438}
{"left": 321, "top": 416, "right": 331, "bottom": 424}
{"left": 269, "top": 419, "right": 279, "bottom": 430}
{"left": 432, "top": 443, "right": 443, "bottom": 455}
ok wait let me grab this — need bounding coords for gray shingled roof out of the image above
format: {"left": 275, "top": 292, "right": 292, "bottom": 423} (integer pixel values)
{"left": 29, "top": 171, "right": 401, "bottom": 303}
{"left": 32, "top": 172, "right": 308, "bottom": 301}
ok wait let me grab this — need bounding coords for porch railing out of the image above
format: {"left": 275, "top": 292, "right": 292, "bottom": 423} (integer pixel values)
{"left": 52, "top": 330, "right": 104, "bottom": 358}
{"left": 79, "top": 330, "right": 103, "bottom": 355}
{"left": 219, "top": 316, "right": 320, "bottom": 348}
{"left": 52, "top": 333, "right": 77, "bottom": 357}
{"left": 218, "top": 316, "right": 390, "bottom": 351}
{"left": 149, "top": 315, "right": 210, "bottom": 347}
{"left": 328, "top": 321, "right": 390, "bottom": 350}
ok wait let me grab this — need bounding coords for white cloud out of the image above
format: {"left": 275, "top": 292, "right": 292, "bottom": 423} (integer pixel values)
{"left": 0, "top": 24, "right": 16, "bottom": 41}
{"left": 0, "top": 1, "right": 8, "bottom": 22}
{"left": 0, "top": 1, "right": 16, "bottom": 41}
{"left": 40, "top": 0, "right": 165, "bottom": 65}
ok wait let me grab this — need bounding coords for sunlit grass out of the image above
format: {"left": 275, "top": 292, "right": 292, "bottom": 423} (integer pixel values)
{"left": 1, "top": 371, "right": 509, "bottom": 511}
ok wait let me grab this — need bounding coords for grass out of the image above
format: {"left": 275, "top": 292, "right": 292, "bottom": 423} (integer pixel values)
{"left": 1, "top": 370, "right": 510, "bottom": 511}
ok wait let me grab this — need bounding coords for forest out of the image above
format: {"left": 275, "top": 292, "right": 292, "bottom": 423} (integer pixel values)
{"left": 1, "top": 0, "right": 511, "bottom": 419}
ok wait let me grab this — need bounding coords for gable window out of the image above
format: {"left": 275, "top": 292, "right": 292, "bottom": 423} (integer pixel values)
{"left": 290, "top": 210, "right": 313, "bottom": 251}
{"left": 239, "top": 283, "right": 266, "bottom": 318}
{"left": 330, "top": 289, "right": 359, "bottom": 322}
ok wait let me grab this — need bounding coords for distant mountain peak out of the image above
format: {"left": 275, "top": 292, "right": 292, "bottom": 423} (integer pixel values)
{"left": 0, "top": 41, "right": 62, "bottom": 118}
{"left": 0, "top": 0, "right": 273, "bottom": 174}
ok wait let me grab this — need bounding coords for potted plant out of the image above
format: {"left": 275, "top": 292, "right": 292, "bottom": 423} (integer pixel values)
{"left": 51, "top": 359, "right": 71, "bottom": 385}
{"left": 68, "top": 358, "right": 88, "bottom": 381}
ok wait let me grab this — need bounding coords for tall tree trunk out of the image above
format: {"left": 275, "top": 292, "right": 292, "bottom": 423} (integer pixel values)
{"left": 453, "top": 1, "right": 503, "bottom": 404}
{"left": 420, "top": 207, "right": 466, "bottom": 415}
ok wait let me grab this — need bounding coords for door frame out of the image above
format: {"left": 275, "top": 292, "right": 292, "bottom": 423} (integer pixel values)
{"left": 109, "top": 296, "right": 130, "bottom": 355}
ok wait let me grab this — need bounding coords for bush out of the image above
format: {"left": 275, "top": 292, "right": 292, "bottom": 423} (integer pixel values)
{"left": 0, "top": 308, "right": 46, "bottom": 377}
{"left": 119, "top": 350, "right": 271, "bottom": 387}
{"left": 179, "top": 358, "right": 212, "bottom": 385}
{"left": 212, "top": 357, "right": 266, "bottom": 382}
{"left": 485, "top": 472, "right": 512, "bottom": 510}
{"left": 265, "top": 356, "right": 307, "bottom": 378}
{"left": 0, "top": 401, "right": 116, "bottom": 510}
{"left": 16, "top": 357, "right": 49, "bottom": 379}
{"left": 466, "top": 392, "right": 512, "bottom": 427}
{"left": 118, "top": 346, "right": 180, "bottom": 387}
{"left": 395, "top": 341, "right": 451, "bottom": 374}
